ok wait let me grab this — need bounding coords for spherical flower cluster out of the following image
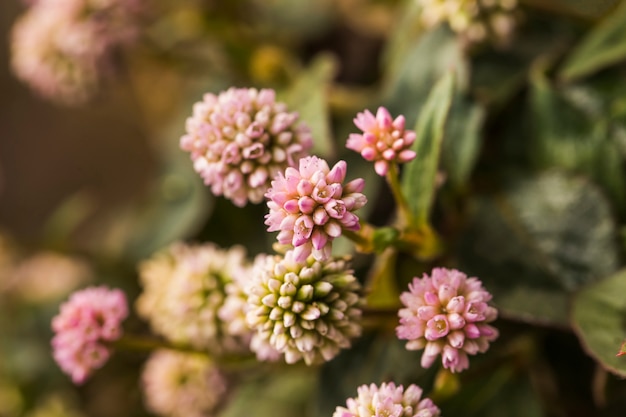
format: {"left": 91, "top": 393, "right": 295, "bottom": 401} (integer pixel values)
{"left": 246, "top": 251, "right": 363, "bottom": 365}
{"left": 142, "top": 350, "right": 227, "bottom": 417}
{"left": 396, "top": 267, "right": 498, "bottom": 373}
{"left": 333, "top": 382, "right": 441, "bottom": 417}
{"left": 180, "top": 87, "right": 313, "bottom": 207}
{"left": 347, "top": 107, "right": 416, "bottom": 177}
{"left": 265, "top": 156, "right": 367, "bottom": 262}
{"left": 417, "top": 0, "right": 518, "bottom": 44}
{"left": 136, "top": 242, "right": 252, "bottom": 354}
{"left": 10, "top": 0, "right": 143, "bottom": 105}
{"left": 51, "top": 286, "right": 128, "bottom": 384}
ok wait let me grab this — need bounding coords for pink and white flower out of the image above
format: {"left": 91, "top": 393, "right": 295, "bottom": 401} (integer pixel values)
{"left": 333, "top": 382, "right": 441, "bottom": 417}
{"left": 180, "top": 87, "right": 312, "bottom": 207}
{"left": 265, "top": 156, "right": 367, "bottom": 262}
{"left": 347, "top": 107, "right": 416, "bottom": 176}
{"left": 396, "top": 267, "right": 498, "bottom": 373}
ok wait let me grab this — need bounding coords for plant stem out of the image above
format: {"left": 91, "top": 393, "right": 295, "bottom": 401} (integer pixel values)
{"left": 385, "top": 163, "right": 413, "bottom": 228}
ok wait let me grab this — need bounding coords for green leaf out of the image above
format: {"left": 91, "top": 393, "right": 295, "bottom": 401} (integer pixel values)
{"left": 440, "top": 94, "right": 485, "bottom": 190}
{"left": 220, "top": 368, "right": 317, "bottom": 417}
{"left": 572, "top": 269, "right": 626, "bottom": 377}
{"left": 560, "top": 1, "right": 626, "bottom": 82}
{"left": 401, "top": 71, "right": 455, "bottom": 226}
{"left": 529, "top": 72, "right": 626, "bottom": 211}
{"left": 458, "top": 171, "right": 619, "bottom": 326}
{"left": 281, "top": 53, "right": 338, "bottom": 159}
{"left": 382, "top": 6, "right": 467, "bottom": 127}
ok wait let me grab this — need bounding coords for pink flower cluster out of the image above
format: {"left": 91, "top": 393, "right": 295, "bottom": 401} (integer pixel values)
{"left": 180, "top": 87, "right": 312, "bottom": 207}
{"left": 396, "top": 268, "right": 498, "bottom": 373}
{"left": 347, "top": 107, "right": 416, "bottom": 176}
{"left": 333, "top": 382, "right": 440, "bottom": 417}
{"left": 51, "top": 286, "right": 128, "bottom": 384}
{"left": 10, "top": 0, "right": 143, "bottom": 104}
{"left": 265, "top": 156, "right": 367, "bottom": 262}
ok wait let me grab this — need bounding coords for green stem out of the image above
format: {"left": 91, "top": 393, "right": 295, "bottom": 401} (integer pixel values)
{"left": 385, "top": 163, "right": 413, "bottom": 228}
{"left": 112, "top": 335, "right": 204, "bottom": 354}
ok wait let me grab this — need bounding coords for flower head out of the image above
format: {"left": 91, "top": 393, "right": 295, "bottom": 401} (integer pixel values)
{"left": 180, "top": 87, "right": 312, "bottom": 207}
{"left": 246, "top": 251, "right": 363, "bottom": 365}
{"left": 333, "top": 382, "right": 441, "bottom": 417}
{"left": 265, "top": 156, "right": 367, "bottom": 262}
{"left": 141, "top": 350, "right": 227, "bottom": 417}
{"left": 51, "top": 286, "right": 128, "bottom": 384}
{"left": 10, "top": 0, "right": 143, "bottom": 105}
{"left": 397, "top": 267, "right": 498, "bottom": 373}
{"left": 417, "top": 0, "right": 518, "bottom": 44}
{"left": 136, "top": 242, "right": 252, "bottom": 354}
{"left": 347, "top": 107, "right": 416, "bottom": 176}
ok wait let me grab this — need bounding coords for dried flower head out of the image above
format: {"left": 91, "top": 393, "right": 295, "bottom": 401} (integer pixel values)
{"left": 136, "top": 242, "right": 252, "bottom": 354}
{"left": 10, "top": 0, "right": 143, "bottom": 105}
{"left": 51, "top": 286, "right": 128, "bottom": 384}
{"left": 142, "top": 350, "right": 227, "bottom": 417}
{"left": 347, "top": 107, "right": 416, "bottom": 176}
{"left": 397, "top": 267, "right": 498, "bottom": 373}
{"left": 333, "top": 382, "right": 441, "bottom": 417}
{"left": 180, "top": 87, "right": 313, "bottom": 207}
{"left": 417, "top": 0, "right": 518, "bottom": 44}
{"left": 265, "top": 156, "right": 367, "bottom": 263}
{"left": 246, "top": 251, "right": 363, "bottom": 365}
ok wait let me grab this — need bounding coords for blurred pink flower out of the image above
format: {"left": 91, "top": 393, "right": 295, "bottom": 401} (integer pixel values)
{"left": 333, "top": 382, "right": 440, "bottom": 417}
{"left": 180, "top": 87, "right": 312, "bottom": 207}
{"left": 51, "top": 286, "right": 128, "bottom": 384}
{"left": 347, "top": 107, "right": 416, "bottom": 176}
{"left": 265, "top": 156, "right": 367, "bottom": 262}
{"left": 10, "top": 0, "right": 143, "bottom": 105}
{"left": 397, "top": 267, "right": 498, "bottom": 373}
{"left": 141, "top": 350, "right": 227, "bottom": 417}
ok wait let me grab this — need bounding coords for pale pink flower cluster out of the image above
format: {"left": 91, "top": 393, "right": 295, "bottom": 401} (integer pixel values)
{"left": 265, "top": 156, "right": 367, "bottom": 262}
{"left": 180, "top": 87, "right": 313, "bottom": 207}
{"left": 347, "top": 107, "right": 416, "bottom": 176}
{"left": 333, "top": 382, "right": 441, "bottom": 417}
{"left": 10, "top": 0, "right": 143, "bottom": 105}
{"left": 417, "top": 0, "right": 518, "bottom": 44}
{"left": 142, "top": 350, "right": 227, "bottom": 417}
{"left": 397, "top": 268, "right": 498, "bottom": 373}
{"left": 136, "top": 242, "right": 253, "bottom": 354}
{"left": 51, "top": 286, "right": 128, "bottom": 384}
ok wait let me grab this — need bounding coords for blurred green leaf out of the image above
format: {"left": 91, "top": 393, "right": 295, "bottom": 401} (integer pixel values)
{"left": 441, "top": 363, "right": 543, "bottom": 417}
{"left": 383, "top": 22, "right": 467, "bottom": 127}
{"left": 440, "top": 94, "right": 485, "bottom": 190}
{"left": 458, "top": 171, "right": 619, "bottom": 326}
{"left": 530, "top": 72, "right": 626, "bottom": 211}
{"left": 281, "top": 53, "right": 338, "bottom": 159}
{"left": 560, "top": 1, "right": 626, "bottom": 82}
{"left": 572, "top": 269, "right": 626, "bottom": 377}
{"left": 401, "top": 71, "right": 455, "bottom": 226}
{"left": 220, "top": 368, "right": 317, "bottom": 417}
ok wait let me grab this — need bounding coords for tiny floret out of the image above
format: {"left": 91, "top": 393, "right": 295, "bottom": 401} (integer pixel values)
{"left": 141, "top": 350, "right": 227, "bottom": 417}
{"left": 246, "top": 251, "right": 363, "bottom": 365}
{"left": 333, "top": 381, "right": 441, "bottom": 417}
{"left": 347, "top": 107, "right": 416, "bottom": 176}
{"left": 265, "top": 155, "right": 367, "bottom": 262}
{"left": 396, "top": 267, "right": 498, "bottom": 373}
{"left": 180, "top": 87, "right": 313, "bottom": 207}
{"left": 51, "top": 286, "right": 128, "bottom": 384}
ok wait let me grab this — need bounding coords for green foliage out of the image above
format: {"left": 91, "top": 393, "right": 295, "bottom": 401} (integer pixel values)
{"left": 401, "top": 71, "right": 455, "bottom": 226}
{"left": 572, "top": 269, "right": 626, "bottom": 377}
